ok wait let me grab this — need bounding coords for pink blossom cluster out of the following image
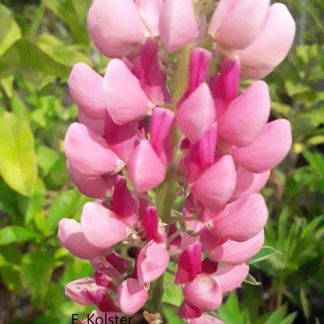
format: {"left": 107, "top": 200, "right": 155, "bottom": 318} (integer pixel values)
{"left": 58, "top": 0, "right": 295, "bottom": 322}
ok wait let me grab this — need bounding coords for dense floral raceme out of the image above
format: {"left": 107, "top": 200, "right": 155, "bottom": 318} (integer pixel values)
{"left": 59, "top": 0, "right": 295, "bottom": 322}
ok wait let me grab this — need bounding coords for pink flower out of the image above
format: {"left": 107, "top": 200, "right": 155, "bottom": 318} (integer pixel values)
{"left": 159, "top": 0, "right": 198, "bottom": 53}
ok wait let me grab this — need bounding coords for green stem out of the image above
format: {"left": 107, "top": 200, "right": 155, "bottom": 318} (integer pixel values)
{"left": 151, "top": 47, "right": 192, "bottom": 316}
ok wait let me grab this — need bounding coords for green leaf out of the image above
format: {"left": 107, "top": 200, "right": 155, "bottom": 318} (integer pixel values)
{"left": 163, "top": 307, "right": 183, "bottom": 324}
{"left": 0, "top": 112, "right": 37, "bottom": 196}
{"left": 264, "top": 305, "right": 296, "bottom": 324}
{"left": 0, "top": 226, "right": 35, "bottom": 245}
{"left": 37, "top": 145, "right": 59, "bottom": 176}
{"left": 217, "top": 293, "right": 246, "bottom": 324}
{"left": 249, "top": 246, "right": 281, "bottom": 265}
{"left": 47, "top": 189, "right": 87, "bottom": 234}
{"left": 0, "top": 39, "right": 69, "bottom": 78}
{"left": 0, "top": 5, "right": 21, "bottom": 56}
{"left": 244, "top": 273, "right": 261, "bottom": 286}
{"left": 21, "top": 249, "right": 55, "bottom": 308}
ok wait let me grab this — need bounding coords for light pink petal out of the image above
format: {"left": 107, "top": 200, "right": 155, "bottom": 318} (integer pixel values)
{"left": 206, "top": 230, "right": 265, "bottom": 265}
{"left": 58, "top": 219, "right": 101, "bottom": 259}
{"left": 117, "top": 278, "right": 148, "bottom": 315}
{"left": 103, "top": 59, "right": 150, "bottom": 125}
{"left": 69, "top": 63, "right": 106, "bottom": 119}
{"left": 127, "top": 139, "right": 166, "bottom": 194}
{"left": 78, "top": 110, "right": 105, "bottom": 136}
{"left": 183, "top": 274, "right": 223, "bottom": 312}
{"left": 233, "top": 119, "right": 292, "bottom": 173}
{"left": 233, "top": 167, "right": 270, "bottom": 199}
{"left": 87, "top": 0, "right": 147, "bottom": 58}
{"left": 137, "top": 241, "right": 169, "bottom": 285}
{"left": 214, "top": 263, "right": 249, "bottom": 292}
{"left": 64, "top": 123, "right": 122, "bottom": 177}
{"left": 159, "top": 0, "right": 198, "bottom": 53}
{"left": 209, "top": 0, "right": 270, "bottom": 50}
{"left": 210, "top": 193, "right": 268, "bottom": 241}
{"left": 110, "top": 177, "right": 138, "bottom": 229}
{"left": 188, "top": 314, "right": 224, "bottom": 324}
{"left": 67, "top": 162, "right": 115, "bottom": 199}
{"left": 192, "top": 155, "right": 236, "bottom": 212}
{"left": 218, "top": 81, "right": 271, "bottom": 146}
{"left": 177, "top": 83, "right": 216, "bottom": 143}
{"left": 136, "top": 0, "right": 162, "bottom": 37}
{"left": 238, "top": 3, "right": 296, "bottom": 79}
{"left": 81, "top": 202, "right": 128, "bottom": 249}
{"left": 65, "top": 277, "right": 100, "bottom": 305}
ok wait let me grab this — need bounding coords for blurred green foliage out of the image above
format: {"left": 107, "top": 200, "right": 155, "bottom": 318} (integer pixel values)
{"left": 0, "top": 0, "right": 323, "bottom": 323}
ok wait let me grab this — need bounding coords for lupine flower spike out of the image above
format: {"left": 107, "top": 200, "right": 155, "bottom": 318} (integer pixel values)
{"left": 59, "top": 0, "right": 295, "bottom": 322}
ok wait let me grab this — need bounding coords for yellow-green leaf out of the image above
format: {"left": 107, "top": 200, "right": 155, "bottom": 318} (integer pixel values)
{"left": 0, "top": 112, "right": 37, "bottom": 196}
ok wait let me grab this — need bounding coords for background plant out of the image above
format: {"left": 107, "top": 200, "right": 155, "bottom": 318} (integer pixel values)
{"left": 0, "top": 0, "right": 322, "bottom": 323}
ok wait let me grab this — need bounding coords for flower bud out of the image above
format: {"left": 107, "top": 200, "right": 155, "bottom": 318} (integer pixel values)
{"left": 81, "top": 202, "right": 128, "bottom": 249}
{"left": 177, "top": 83, "right": 216, "bottom": 143}
{"left": 210, "top": 194, "right": 268, "bottom": 241}
{"left": 69, "top": 63, "right": 106, "bottom": 119}
{"left": 218, "top": 81, "right": 271, "bottom": 146}
{"left": 103, "top": 59, "right": 150, "bottom": 125}
{"left": 192, "top": 155, "right": 236, "bottom": 212}
{"left": 233, "top": 119, "right": 292, "bottom": 173}
{"left": 209, "top": 0, "right": 270, "bottom": 50}
{"left": 87, "top": 0, "right": 147, "bottom": 58}
{"left": 159, "top": 0, "right": 198, "bottom": 53}
{"left": 64, "top": 123, "right": 122, "bottom": 177}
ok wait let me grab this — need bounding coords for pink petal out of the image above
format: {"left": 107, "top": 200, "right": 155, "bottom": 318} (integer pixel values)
{"left": 64, "top": 123, "right": 122, "bottom": 177}
{"left": 205, "top": 230, "right": 265, "bottom": 264}
{"left": 218, "top": 81, "right": 271, "bottom": 146}
{"left": 233, "top": 119, "right": 292, "bottom": 173}
{"left": 142, "top": 207, "right": 165, "bottom": 243}
{"left": 136, "top": 0, "right": 162, "bottom": 37}
{"left": 78, "top": 110, "right": 105, "bottom": 136}
{"left": 185, "top": 48, "right": 212, "bottom": 97}
{"left": 133, "top": 39, "right": 168, "bottom": 104}
{"left": 67, "top": 162, "right": 116, "bottom": 199}
{"left": 177, "top": 83, "right": 216, "bottom": 143}
{"left": 210, "top": 194, "right": 268, "bottom": 241}
{"left": 65, "top": 277, "right": 101, "bottom": 305}
{"left": 81, "top": 202, "right": 128, "bottom": 249}
{"left": 150, "top": 107, "right": 175, "bottom": 166}
{"left": 127, "top": 139, "right": 166, "bottom": 194}
{"left": 110, "top": 177, "right": 138, "bottom": 229}
{"left": 238, "top": 3, "right": 296, "bottom": 79}
{"left": 117, "top": 278, "right": 148, "bottom": 315}
{"left": 209, "top": 60, "right": 240, "bottom": 116}
{"left": 87, "top": 0, "right": 147, "bottom": 58}
{"left": 103, "top": 59, "right": 150, "bottom": 125}
{"left": 137, "top": 241, "right": 169, "bottom": 285}
{"left": 159, "top": 0, "right": 198, "bottom": 53}
{"left": 183, "top": 274, "right": 223, "bottom": 312}
{"left": 185, "top": 123, "right": 217, "bottom": 183}
{"left": 214, "top": 263, "right": 249, "bottom": 292}
{"left": 191, "top": 155, "right": 236, "bottom": 212}
{"left": 175, "top": 243, "right": 202, "bottom": 284}
{"left": 233, "top": 167, "right": 270, "bottom": 199}
{"left": 58, "top": 219, "right": 101, "bottom": 259}
{"left": 69, "top": 63, "right": 106, "bottom": 119}
{"left": 188, "top": 314, "right": 224, "bottom": 324}
{"left": 209, "top": 0, "right": 270, "bottom": 50}
{"left": 179, "top": 302, "right": 202, "bottom": 320}
{"left": 103, "top": 114, "right": 138, "bottom": 162}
